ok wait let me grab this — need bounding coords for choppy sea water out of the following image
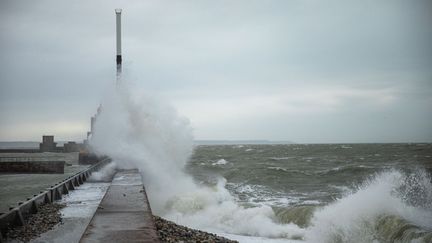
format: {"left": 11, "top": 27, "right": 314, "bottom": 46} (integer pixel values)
{"left": 182, "top": 144, "right": 432, "bottom": 243}
{"left": 2, "top": 141, "right": 431, "bottom": 242}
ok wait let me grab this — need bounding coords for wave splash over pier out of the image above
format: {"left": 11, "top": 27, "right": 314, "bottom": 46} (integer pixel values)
{"left": 89, "top": 81, "right": 432, "bottom": 242}
{"left": 89, "top": 82, "right": 304, "bottom": 241}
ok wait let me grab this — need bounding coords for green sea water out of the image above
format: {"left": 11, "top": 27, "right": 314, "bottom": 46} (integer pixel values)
{"left": 185, "top": 143, "right": 432, "bottom": 242}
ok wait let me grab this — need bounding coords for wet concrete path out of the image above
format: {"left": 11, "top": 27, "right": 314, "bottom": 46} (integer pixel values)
{"left": 33, "top": 182, "right": 110, "bottom": 243}
{"left": 80, "top": 170, "right": 159, "bottom": 243}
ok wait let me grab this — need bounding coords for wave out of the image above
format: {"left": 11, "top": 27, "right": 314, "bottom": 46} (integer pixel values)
{"left": 163, "top": 178, "right": 305, "bottom": 239}
{"left": 212, "top": 159, "right": 229, "bottom": 166}
{"left": 274, "top": 206, "right": 316, "bottom": 228}
{"left": 266, "top": 160, "right": 380, "bottom": 178}
{"left": 267, "top": 167, "right": 313, "bottom": 176}
{"left": 269, "top": 157, "right": 295, "bottom": 161}
{"left": 315, "top": 164, "right": 376, "bottom": 176}
{"left": 375, "top": 215, "right": 432, "bottom": 242}
{"left": 305, "top": 169, "right": 432, "bottom": 243}
{"left": 159, "top": 168, "right": 432, "bottom": 242}
{"left": 249, "top": 168, "right": 432, "bottom": 242}
{"left": 266, "top": 165, "right": 376, "bottom": 177}
{"left": 90, "top": 81, "right": 305, "bottom": 240}
{"left": 227, "top": 182, "right": 301, "bottom": 207}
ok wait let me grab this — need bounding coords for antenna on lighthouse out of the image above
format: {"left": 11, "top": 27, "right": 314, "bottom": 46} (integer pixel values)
{"left": 115, "top": 9, "right": 122, "bottom": 82}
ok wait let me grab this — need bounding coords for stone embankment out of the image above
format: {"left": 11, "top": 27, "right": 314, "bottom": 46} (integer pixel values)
{"left": 154, "top": 216, "right": 238, "bottom": 243}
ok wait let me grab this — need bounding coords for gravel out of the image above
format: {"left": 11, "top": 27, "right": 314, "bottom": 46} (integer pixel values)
{"left": 6, "top": 203, "right": 65, "bottom": 242}
{"left": 154, "top": 216, "right": 238, "bottom": 243}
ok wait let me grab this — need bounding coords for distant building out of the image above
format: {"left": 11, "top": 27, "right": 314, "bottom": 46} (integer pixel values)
{"left": 64, "top": 141, "right": 80, "bottom": 152}
{"left": 39, "top": 135, "right": 57, "bottom": 152}
{"left": 87, "top": 104, "right": 102, "bottom": 140}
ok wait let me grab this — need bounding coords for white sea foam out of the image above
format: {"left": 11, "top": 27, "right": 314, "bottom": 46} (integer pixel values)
{"left": 212, "top": 159, "right": 228, "bottom": 165}
{"left": 218, "top": 233, "right": 303, "bottom": 243}
{"left": 228, "top": 182, "right": 300, "bottom": 207}
{"left": 328, "top": 184, "right": 351, "bottom": 194}
{"left": 268, "top": 166, "right": 288, "bottom": 171}
{"left": 269, "top": 157, "right": 294, "bottom": 160}
{"left": 301, "top": 200, "right": 321, "bottom": 206}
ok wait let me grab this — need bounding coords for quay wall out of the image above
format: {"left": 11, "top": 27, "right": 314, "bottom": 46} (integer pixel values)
{"left": 0, "top": 161, "right": 65, "bottom": 174}
{"left": 0, "top": 149, "right": 39, "bottom": 153}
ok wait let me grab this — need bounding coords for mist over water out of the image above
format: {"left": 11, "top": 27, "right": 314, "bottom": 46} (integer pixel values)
{"left": 90, "top": 81, "right": 432, "bottom": 242}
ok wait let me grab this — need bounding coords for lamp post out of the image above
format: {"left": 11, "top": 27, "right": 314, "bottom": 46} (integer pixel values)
{"left": 115, "top": 9, "right": 122, "bottom": 81}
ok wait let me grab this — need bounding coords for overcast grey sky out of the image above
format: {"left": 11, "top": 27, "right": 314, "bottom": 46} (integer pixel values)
{"left": 0, "top": 0, "right": 431, "bottom": 143}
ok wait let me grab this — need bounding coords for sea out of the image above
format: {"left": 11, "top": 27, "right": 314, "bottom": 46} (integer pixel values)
{"left": 3, "top": 142, "right": 431, "bottom": 242}
{"left": 182, "top": 143, "right": 432, "bottom": 243}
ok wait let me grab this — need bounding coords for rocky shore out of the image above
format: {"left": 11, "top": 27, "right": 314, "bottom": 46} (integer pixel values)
{"left": 6, "top": 203, "right": 64, "bottom": 242}
{"left": 154, "top": 216, "right": 238, "bottom": 243}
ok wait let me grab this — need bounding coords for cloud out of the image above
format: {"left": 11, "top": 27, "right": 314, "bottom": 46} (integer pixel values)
{"left": 0, "top": 0, "right": 431, "bottom": 142}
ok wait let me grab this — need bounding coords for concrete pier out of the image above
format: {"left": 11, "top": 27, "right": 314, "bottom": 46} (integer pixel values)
{"left": 80, "top": 170, "right": 159, "bottom": 243}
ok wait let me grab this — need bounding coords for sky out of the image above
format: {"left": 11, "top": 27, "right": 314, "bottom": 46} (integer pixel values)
{"left": 0, "top": 0, "right": 431, "bottom": 143}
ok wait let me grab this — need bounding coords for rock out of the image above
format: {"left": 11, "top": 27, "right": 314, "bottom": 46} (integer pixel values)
{"left": 5, "top": 203, "right": 65, "bottom": 242}
{"left": 153, "top": 216, "right": 238, "bottom": 243}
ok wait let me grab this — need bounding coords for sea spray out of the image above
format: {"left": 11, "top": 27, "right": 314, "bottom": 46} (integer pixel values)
{"left": 90, "top": 82, "right": 304, "bottom": 239}
{"left": 305, "top": 169, "right": 432, "bottom": 243}
{"left": 164, "top": 178, "right": 304, "bottom": 239}
{"left": 90, "top": 84, "right": 195, "bottom": 212}
{"left": 88, "top": 162, "right": 117, "bottom": 182}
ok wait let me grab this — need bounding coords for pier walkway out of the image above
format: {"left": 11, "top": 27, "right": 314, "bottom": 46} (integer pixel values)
{"left": 80, "top": 169, "right": 159, "bottom": 243}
